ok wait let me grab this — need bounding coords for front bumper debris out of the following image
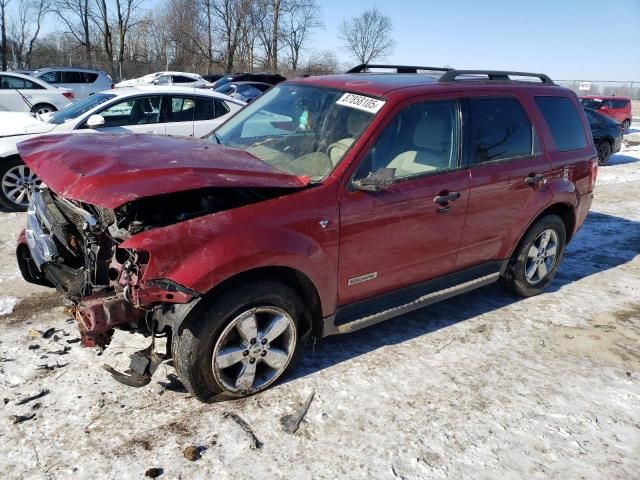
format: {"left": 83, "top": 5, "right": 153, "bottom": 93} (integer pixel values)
{"left": 73, "top": 293, "right": 146, "bottom": 347}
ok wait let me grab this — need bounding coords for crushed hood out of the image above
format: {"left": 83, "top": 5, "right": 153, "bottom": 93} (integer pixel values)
{"left": 0, "top": 112, "right": 56, "bottom": 137}
{"left": 17, "top": 134, "right": 310, "bottom": 208}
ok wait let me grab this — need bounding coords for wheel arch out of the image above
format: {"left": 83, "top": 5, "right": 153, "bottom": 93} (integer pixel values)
{"left": 200, "top": 266, "right": 323, "bottom": 339}
{"left": 508, "top": 202, "right": 576, "bottom": 260}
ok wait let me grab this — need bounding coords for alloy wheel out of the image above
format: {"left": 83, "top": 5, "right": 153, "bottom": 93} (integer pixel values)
{"left": 212, "top": 306, "right": 297, "bottom": 394}
{"left": 525, "top": 229, "right": 559, "bottom": 285}
{"left": 35, "top": 105, "right": 54, "bottom": 115}
{"left": 1, "top": 164, "right": 40, "bottom": 207}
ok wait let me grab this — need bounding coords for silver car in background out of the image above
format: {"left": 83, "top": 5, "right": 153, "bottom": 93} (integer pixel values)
{"left": 32, "top": 68, "right": 113, "bottom": 100}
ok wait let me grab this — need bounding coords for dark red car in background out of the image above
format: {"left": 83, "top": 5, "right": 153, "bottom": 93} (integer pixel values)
{"left": 580, "top": 96, "right": 633, "bottom": 132}
{"left": 16, "top": 65, "right": 598, "bottom": 401}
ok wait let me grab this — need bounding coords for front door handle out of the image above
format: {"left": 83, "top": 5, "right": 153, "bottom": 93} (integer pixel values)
{"left": 524, "top": 173, "right": 545, "bottom": 185}
{"left": 433, "top": 191, "right": 461, "bottom": 205}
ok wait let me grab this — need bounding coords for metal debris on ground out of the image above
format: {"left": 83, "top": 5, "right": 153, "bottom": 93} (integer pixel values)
{"left": 280, "top": 391, "right": 316, "bottom": 434}
{"left": 36, "top": 362, "right": 68, "bottom": 371}
{"left": 144, "top": 467, "right": 163, "bottom": 478}
{"left": 11, "top": 414, "right": 36, "bottom": 424}
{"left": 66, "top": 338, "right": 81, "bottom": 344}
{"left": 47, "top": 346, "right": 71, "bottom": 355}
{"left": 42, "top": 328, "right": 56, "bottom": 339}
{"left": 183, "top": 445, "right": 204, "bottom": 461}
{"left": 15, "top": 389, "right": 50, "bottom": 406}
{"left": 224, "top": 412, "right": 263, "bottom": 449}
{"left": 28, "top": 345, "right": 40, "bottom": 351}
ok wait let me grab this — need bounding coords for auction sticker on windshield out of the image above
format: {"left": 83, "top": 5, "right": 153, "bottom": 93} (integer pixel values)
{"left": 337, "top": 93, "right": 385, "bottom": 114}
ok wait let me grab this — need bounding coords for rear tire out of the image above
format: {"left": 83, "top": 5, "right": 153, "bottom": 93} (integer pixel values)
{"left": 499, "top": 214, "right": 566, "bottom": 297}
{"left": 621, "top": 119, "right": 631, "bottom": 133}
{"left": 30, "top": 103, "right": 56, "bottom": 115}
{"left": 596, "top": 140, "right": 612, "bottom": 166}
{"left": 172, "top": 281, "right": 307, "bottom": 401}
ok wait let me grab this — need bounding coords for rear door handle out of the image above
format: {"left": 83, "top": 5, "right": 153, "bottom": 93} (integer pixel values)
{"left": 433, "top": 191, "right": 461, "bottom": 205}
{"left": 524, "top": 174, "right": 545, "bottom": 185}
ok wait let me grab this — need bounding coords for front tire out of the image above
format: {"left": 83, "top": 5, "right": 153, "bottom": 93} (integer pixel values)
{"left": 499, "top": 214, "right": 566, "bottom": 297}
{"left": 172, "top": 281, "right": 306, "bottom": 401}
{"left": 0, "top": 157, "right": 41, "bottom": 211}
{"left": 31, "top": 103, "right": 57, "bottom": 115}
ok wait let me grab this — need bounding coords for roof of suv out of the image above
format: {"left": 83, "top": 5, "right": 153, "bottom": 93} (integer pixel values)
{"left": 290, "top": 66, "right": 565, "bottom": 98}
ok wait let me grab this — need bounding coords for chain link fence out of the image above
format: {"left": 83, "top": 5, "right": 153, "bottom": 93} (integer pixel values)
{"left": 556, "top": 80, "right": 640, "bottom": 120}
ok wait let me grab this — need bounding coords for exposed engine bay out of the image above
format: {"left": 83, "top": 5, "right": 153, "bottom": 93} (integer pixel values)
{"left": 18, "top": 186, "right": 294, "bottom": 350}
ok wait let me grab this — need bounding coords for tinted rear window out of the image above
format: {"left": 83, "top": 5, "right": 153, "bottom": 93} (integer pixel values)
{"left": 470, "top": 98, "right": 533, "bottom": 163}
{"left": 535, "top": 96, "right": 587, "bottom": 151}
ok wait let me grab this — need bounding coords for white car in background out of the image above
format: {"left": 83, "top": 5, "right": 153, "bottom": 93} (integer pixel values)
{"left": 0, "top": 72, "right": 73, "bottom": 114}
{"left": 31, "top": 67, "right": 113, "bottom": 100}
{"left": 0, "top": 86, "right": 245, "bottom": 210}
{"left": 116, "top": 71, "right": 210, "bottom": 88}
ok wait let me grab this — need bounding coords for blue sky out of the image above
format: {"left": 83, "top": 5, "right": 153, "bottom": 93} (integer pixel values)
{"left": 314, "top": 0, "right": 640, "bottom": 81}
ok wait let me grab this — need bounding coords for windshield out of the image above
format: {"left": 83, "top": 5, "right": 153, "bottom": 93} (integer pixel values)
{"left": 580, "top": 98, "right": 602, "bottom": 109}
{"left": 48, "top": 93, "right": 116, "bottom": 124}
{"left": 210, "top": 84, "right": 382, "bottom": 181}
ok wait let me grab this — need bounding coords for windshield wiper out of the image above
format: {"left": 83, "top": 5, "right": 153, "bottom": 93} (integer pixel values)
{"left": 11, "top": 85, "right": 34, "bottom": 111}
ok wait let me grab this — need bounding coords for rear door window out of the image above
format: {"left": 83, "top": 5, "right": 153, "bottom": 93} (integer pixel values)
{"left": 166, "top": 95, "right": 222, "bottom": 121}
{"left": 535, "top": 96, "right": 587, "bottom": 151}
{"left": 611, "top": 99, "right": 628, "bottom": 109}
{"left": 172, "top": 75, "right": 195, "bottom": 84}
{"left": 469, "top": 98, "right": 534, "bottom": 164}
{"left": 61, "top": 71, "right": 84, "bottom": 83}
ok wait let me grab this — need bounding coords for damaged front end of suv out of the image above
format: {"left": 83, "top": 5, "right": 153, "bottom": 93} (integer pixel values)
{"left": 15, "top": 133, "right": 310, "bottom": 386}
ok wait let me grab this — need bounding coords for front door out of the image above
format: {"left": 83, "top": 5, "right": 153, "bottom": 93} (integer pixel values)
{"left": 338, "top": 96, "right": 470, "bottom": 306}
{"left": 89, "top": 95, "right": 164, "bottom": 134}
{"left": 456, "top": 94, "right": 552, "bottom": 269}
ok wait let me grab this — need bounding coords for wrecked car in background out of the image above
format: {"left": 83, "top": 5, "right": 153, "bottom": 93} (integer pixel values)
{"left": 16, "top": 66, "right": 597, "bottom": 401}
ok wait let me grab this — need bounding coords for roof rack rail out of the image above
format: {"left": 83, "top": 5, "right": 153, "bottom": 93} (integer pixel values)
{"left": 439, "top": 70, "right": 554, "bottom": 84}
{"left": 347, "top": 64, "right": 453, "bottom": 74}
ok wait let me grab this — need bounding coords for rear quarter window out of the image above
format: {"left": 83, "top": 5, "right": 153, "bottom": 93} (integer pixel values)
{"left": 611, "top": 99, "right": 629, "bottom": 109}
{"left": 535, "top": 96, "right": 587, "bottom": 151}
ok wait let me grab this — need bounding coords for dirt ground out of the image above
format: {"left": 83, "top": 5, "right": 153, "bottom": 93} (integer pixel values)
{"left": 0, "top": 132, "right": 639, "bottom": 479}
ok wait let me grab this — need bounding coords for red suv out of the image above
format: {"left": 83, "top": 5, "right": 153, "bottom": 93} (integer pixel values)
{"left": 580, "top": 95, "right": 633, "bottom": 132}
{"left": 16, "top": 66, "right": 598, "bottom": 401}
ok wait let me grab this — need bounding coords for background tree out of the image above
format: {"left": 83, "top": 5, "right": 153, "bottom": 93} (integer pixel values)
{"left": 0, "top": 0, "right": 9, "bottom": 70}
{"left": 15, "top": 0, "right": 49, "bottom": 69}
{"left": 338, "top": 7, "right": 395, "bottom": 65}
{"left": 51, "top": 0, "right": 93, "bottom": 65}
{"left": 281, "top": 0, "right": 322, "bottom": 72}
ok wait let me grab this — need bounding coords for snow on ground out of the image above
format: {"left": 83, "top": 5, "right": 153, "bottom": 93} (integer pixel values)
{"left": 0, "top": 135, "right": 639, "bottom": 479}
{"left": 0, "top": 297, "right": 18, "bottom": 316}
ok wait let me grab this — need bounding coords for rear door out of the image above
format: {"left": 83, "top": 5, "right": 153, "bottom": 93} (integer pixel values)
{"left": 337, "top": 95, "right": 470, "bottom": 305}
{"left": 456, "top": 93, "right": 552, "bottom": 269}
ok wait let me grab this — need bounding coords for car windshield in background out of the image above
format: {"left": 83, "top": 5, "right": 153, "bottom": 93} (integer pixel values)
{"left": 580, "top": 98, "right": 602, "bottom": 109}
{"left": 210, "top": 84, "right": 382, "bottom": 181}
{"left": 48, "top": 93, "right": 116, "bottom": 124}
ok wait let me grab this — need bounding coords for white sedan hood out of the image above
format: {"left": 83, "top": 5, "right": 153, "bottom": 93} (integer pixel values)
{"left": 0, "top": 112, "right": 56, "bottom": 137}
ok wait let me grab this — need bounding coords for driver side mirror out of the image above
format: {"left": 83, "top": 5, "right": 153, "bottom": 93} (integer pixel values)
{"left": 86, "top": 114, "right": 105, "bottom": 129}
{"left": 352, "top": 168, "right": 395, "bottom": 192}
